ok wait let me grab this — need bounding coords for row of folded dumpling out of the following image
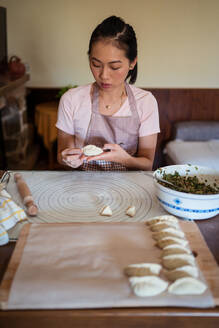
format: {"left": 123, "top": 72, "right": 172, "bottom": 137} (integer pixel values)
{"left": 124, "top": 215, "right": 207, "bottom": 297}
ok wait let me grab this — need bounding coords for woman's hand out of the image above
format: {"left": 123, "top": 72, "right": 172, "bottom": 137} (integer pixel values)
{"left": 86, "top": 143, "right": 131, "bottom": 164}
{"left": 86, "top": 133, "right": 158, "bottom": 171}
{"left": 61, "top": 148, "right": 85, "bottom": 168}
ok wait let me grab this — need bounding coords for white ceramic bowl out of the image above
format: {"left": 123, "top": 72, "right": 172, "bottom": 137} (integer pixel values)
{"left": 153, "top": 164, "right": 219, "bottom": 220}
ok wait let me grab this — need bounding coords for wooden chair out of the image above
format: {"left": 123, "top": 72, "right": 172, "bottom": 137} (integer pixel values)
{"left": 35, "top": 101, "right": 58, "bottom": 169}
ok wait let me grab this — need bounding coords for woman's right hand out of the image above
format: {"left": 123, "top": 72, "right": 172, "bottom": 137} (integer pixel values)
{"left": 61, "top": 148, "right": 84, "bottom": 168}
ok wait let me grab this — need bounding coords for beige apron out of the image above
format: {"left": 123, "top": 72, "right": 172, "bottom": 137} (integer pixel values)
{"left": 81, "top": 83, "right": 140, "bottom": 171}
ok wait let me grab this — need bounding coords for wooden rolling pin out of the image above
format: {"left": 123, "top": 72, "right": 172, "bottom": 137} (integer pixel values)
{"left": 14, "top": 173, "right": 38, "bottom": 216}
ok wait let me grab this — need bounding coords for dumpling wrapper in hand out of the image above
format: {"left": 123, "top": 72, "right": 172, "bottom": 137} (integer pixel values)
{"left": 164, "top": 265, "right": 199, "bottom": 281}
{"left": 124, "top": 263, "right": 162, "bottom": 277}
{"left": 162, "top": 254, "right": 196, "bottom": 270}
{"left": 129, "top": 276, "right": 169, "bottom": 297}
{"left": 82, "top": 145, "right": 103, "bottom": 156}
{"left": 168, "top": 277, "right": 207, "bottom": 295}
{"left": 100, "top": 205, "right": 112, "bottom": 216}
{"left": 126, "top": 205, "right": 136, "bottom": 217}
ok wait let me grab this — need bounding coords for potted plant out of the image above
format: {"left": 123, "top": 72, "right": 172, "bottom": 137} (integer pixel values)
{"left": 56, "top": 84, "right": 77, "bottom": 99}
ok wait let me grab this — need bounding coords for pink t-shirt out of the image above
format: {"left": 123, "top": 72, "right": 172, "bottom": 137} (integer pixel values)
{"left": 56, "top": 84, "right": 160, "bottom": 148}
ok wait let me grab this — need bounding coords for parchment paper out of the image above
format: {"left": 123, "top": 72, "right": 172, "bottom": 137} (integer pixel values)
{"left": 7, "top": 223, "right": 215, "bottom": 309}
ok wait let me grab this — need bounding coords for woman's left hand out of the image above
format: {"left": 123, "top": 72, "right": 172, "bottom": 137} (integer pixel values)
{"left": 86, "top": 143, "right": 131, "bottom": 165}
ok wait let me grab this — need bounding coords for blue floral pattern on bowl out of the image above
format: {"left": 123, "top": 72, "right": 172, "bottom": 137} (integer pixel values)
{"left": 174, "top": 198, "right": 182, "bottom": 205}
{"left": 158, "top": 197, "right": 219, "bottom": 213}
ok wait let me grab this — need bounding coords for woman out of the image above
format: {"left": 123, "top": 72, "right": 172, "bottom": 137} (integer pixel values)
{"left": 56, "top": 16, "right": 160, "bottom": 171}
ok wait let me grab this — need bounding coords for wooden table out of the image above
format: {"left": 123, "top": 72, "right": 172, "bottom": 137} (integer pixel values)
{"left": 0, "top": 171, "right": 219, "bottom": 327}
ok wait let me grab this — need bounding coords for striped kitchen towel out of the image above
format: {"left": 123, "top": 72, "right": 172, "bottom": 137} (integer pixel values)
{"left": 0, "top": 189, "right": 27, "bottom": 245}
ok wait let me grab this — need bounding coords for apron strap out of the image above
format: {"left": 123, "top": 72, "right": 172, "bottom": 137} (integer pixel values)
{"left": 124, "top": 82, "right": 139, "bottom": 120}
{"left": 92, "top": 83, "right": 99, "bottom": 114}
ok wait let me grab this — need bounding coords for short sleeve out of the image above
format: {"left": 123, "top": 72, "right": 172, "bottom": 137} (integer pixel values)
{"left": 138, "top": 93, "right": 160, "bottom": 137}
{"left": 56, "top": 91, "right": 75, "bottom": 135}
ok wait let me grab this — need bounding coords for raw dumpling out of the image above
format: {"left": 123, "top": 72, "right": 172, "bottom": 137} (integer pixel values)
{"left": 82, "top": 145, "right": 103, "bottom": 156}
{"left": 168, "top": 277, "right": 207, "bottom": 295}
{"left": 150, "top": 221, "right": 180, "bottom": 232}
{"left": 152, "top": 227, "right": 185, "bottom": 241}
{"left": 156, "top": 236, "right": 188, "bottom": 249}
{"left": 162, "top": 254, "right": 196, "bottom": 270}
{"left": 126, "top": 205, "right": 136, "bottom": 217}
{"left": 162, "top": 244, "right": 191, "bottom": 257}
{"left": 164, "top": 265, "right": 199, "bottom": 281}
{"left": 146, "top": 215, "right": 178, "bottom": 226}
{"left": 129, "top": 276, "right": 169, "bottom": 297}
{"left": 124, "top": 263, "right": 162, "bottom": 277}
{"left": 100, "top": 205, "right": 112, "bottom": 216}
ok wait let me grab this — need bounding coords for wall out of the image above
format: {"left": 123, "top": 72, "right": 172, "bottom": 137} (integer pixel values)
{"left": 0, "top": 0, "right": 219, "bottom": 88}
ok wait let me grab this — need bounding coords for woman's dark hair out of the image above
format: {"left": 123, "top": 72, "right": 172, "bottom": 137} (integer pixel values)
{"left": 88, "top": 16, "right": 137, "bottom": 84}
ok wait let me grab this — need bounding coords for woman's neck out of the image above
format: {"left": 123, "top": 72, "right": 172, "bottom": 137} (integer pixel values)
{"left": 93, "top": 82, "right": 127, "bottom": 116}
{"left": 97, "top": 83, "right": 126, "bottom": 103}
